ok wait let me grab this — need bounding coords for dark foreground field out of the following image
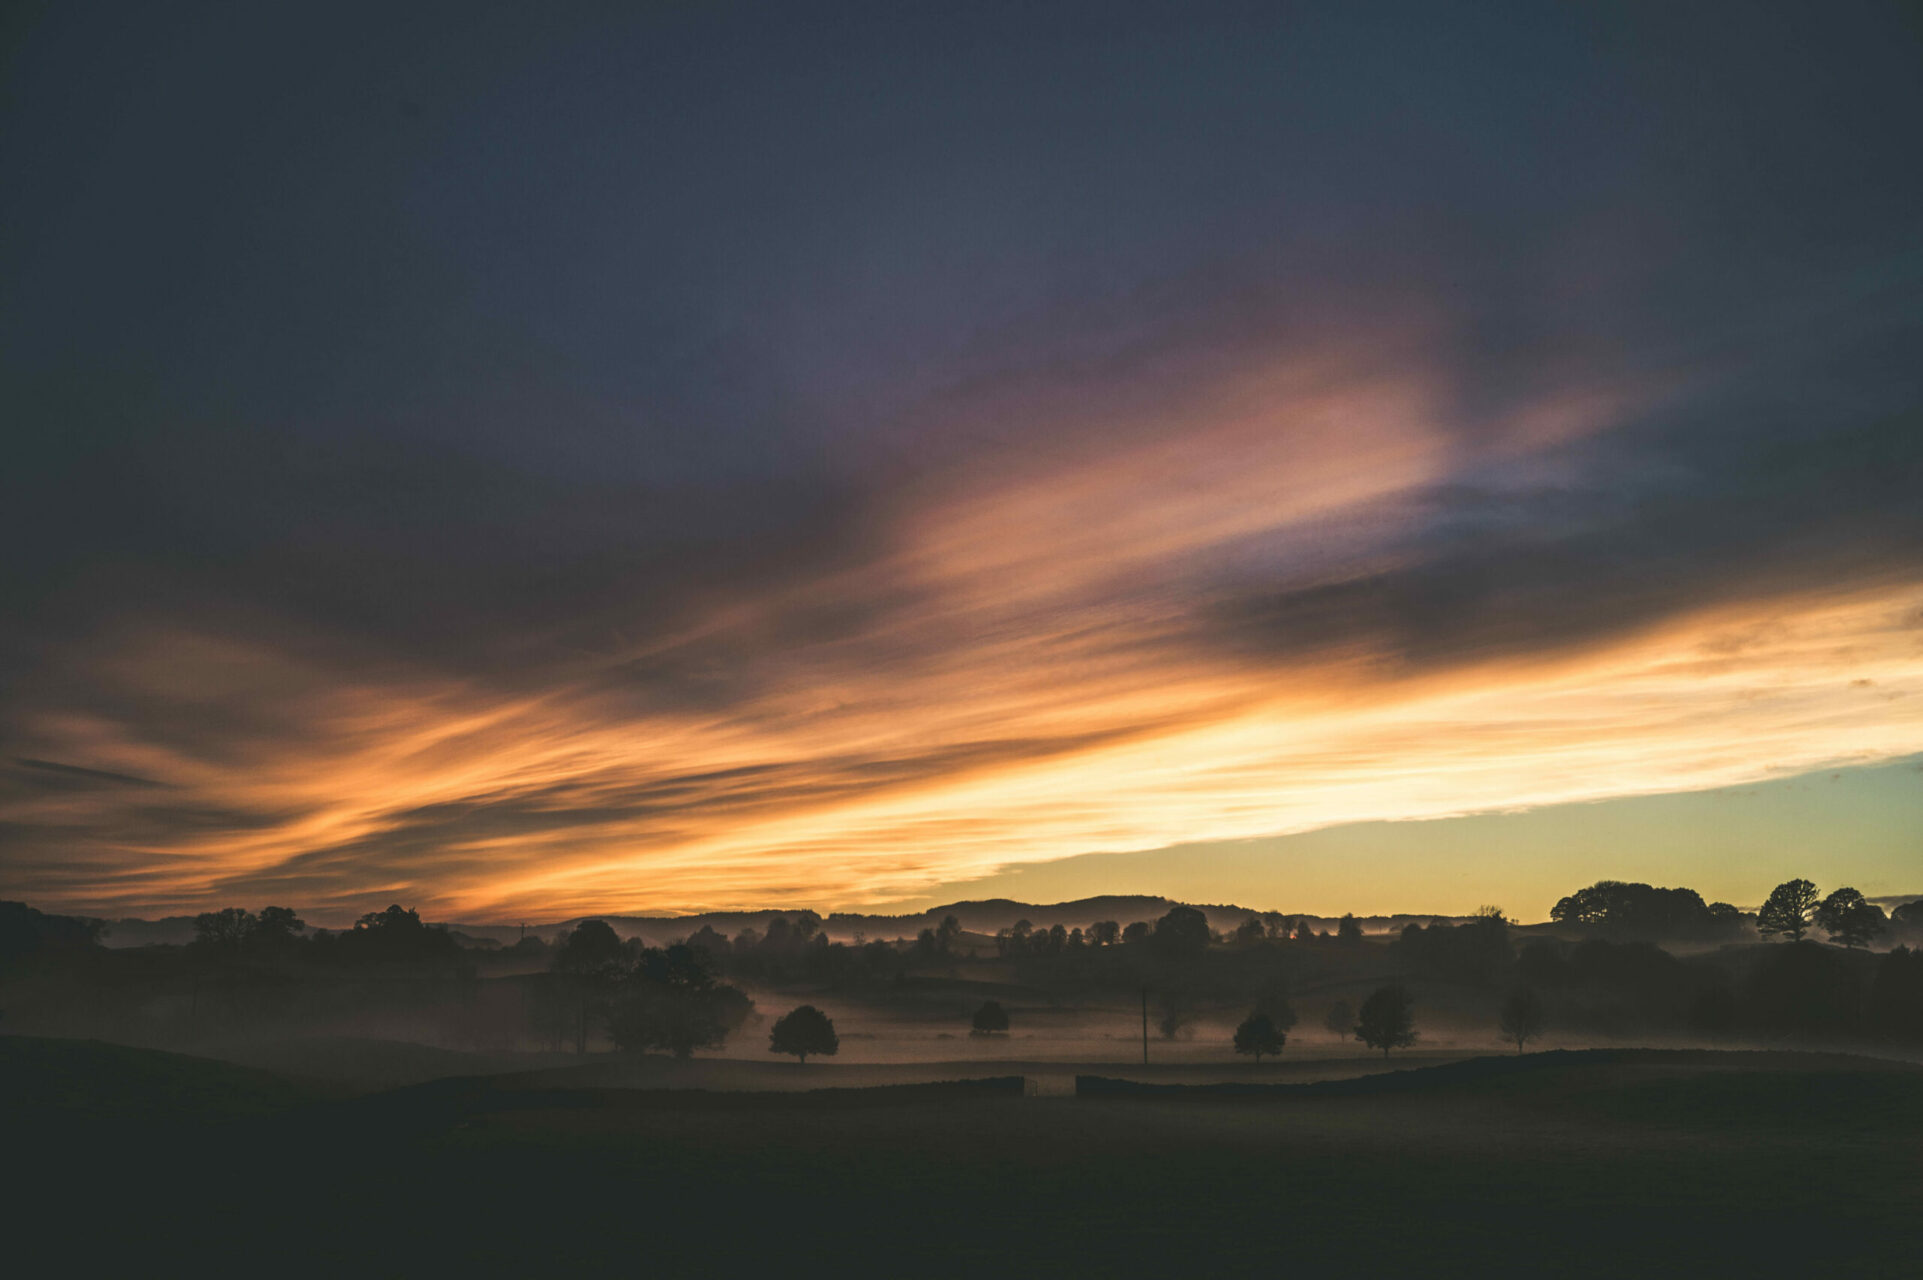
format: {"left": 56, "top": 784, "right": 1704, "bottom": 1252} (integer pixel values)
{"left": 7, "top": 1037, "right": 1921, "bottom": 1277}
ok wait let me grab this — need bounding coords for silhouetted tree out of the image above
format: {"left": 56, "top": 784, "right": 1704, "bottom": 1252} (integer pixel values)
{"left": 1336, "top": 914, "right": 1362, "bottom": 945}
{"left": 1323, "top": 999, "right": 1354, "bottom": 1039}
{"left": 1292, "top": 919, "right": 1316, "bottom": 942}
{"left": 1355, "top": 984, "right": 1417, "bottom": 1056}
{"left": 1814, "top": 887, "right": 1887, "bottom": 949}
{"left": 1890, "top": 900, "right": 1923, "bottom": 943}
{"left": 1549, "top": 880, "right": 1740, "bottom": 941}
{"left": 1498, "top": 987, "right": 1545, "bottom": 1053}
{"left": 1757, "top": 879, "right": 1820, "bottom": 941}
{"left": 1706, "top": 902, "right": 1750, "bottom": 936}
{"left": 252, "top": 906, "right": 305, "bottom": 948}
{"left": 553, "top": 919, "right": 628, "bottom": 1053}
{"left": 192, "top": 908, "right": 256, "bottom": 953}
{"left": 343, "top": 904, "right": 459, "bottom": 962}
{"left": 1121, "top": 921, "right": 1151, "bottom": 947}
{"left": 1398, "top": 915, "right": 1512, "bottom": 987}
{"left": 769, "top": 1005, "right": 838, "bottom": 1063}
{"left": 1233, "top": 1012, "right": 1286, "bottom": 1064}
{"left": 608, "top": 944, "right": 751, "bottom": 1058}
{"left": 1151, "top": 906, "right": 1211, "bottom": 960}
{"left": 971, "top": 1000, "right": 1010, "bottom": 1034}
{"left": 1089, "top": 920, "right": 1120, "bottom": 947}
{"left": 683, "top": 925, "right": 731, "bottom": 960}
{"left": 1158, "top": 990, "right": 1197, "bottom": 1040}
{"left": 1233, "top": 916, "right": 1267, "bottom": 947}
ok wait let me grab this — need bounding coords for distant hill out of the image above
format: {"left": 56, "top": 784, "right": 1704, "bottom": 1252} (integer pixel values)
{"left": 455, "top": 898, "right": 1478, "bottom": 946}
{"left": 101, "top": 915, "right": 199, "bottom": 948}
{"left": 92, "top": 896, "right": 1488, "bottom": 949}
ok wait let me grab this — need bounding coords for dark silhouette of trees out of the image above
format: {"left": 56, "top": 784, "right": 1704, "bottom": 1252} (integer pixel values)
{"left": 1157, "top": 990, "right": 1197, "bottom": 1041}
{"left": 1121, "top": 921, "right": 1151, "bottom": 947}
{"left": 1233, "top": 1012, "right": 1286, "bottom": 1064}
{"left": 1089, "top": 920, "right": 1120, "bottom": 947}
{"left": 1868, "top": 947, "right": 1923, "bottom": 1041}
{"left": 552, "top": 919, "right": 628, "bottom": 1054}
{"left": 1516, "top": 937, "right": 1713, "bottom": 1034}
{"left": 253, "top": 906, "right": 305, "bottom": 948}
{"left": 1253, "top": 984, "right": 1298, "bottom": 1038}
{"left": 683, "top": 925, "right": 731, "bottom": 959}
{"left": 191, "top": 905, "right": 307, "bottom": 958}
{"left": 971, "top": 1000, "right": 1009, "bottom": 1034}
{"left": 1549, "top": 880, "right": 1746, "bottom": 941}
{"left": 1890, "top": 900, "right": 1923, "bottom": 943}
{"left": 1498, "top": 987, "right": 1545, "bottom": 1053}
{"left": 193, "top": 908, "right": 257, "bottom": 953}
{"left": 607, "top": 944, "right": 751, "bottom": 1058}
{"left": 1814, "top": 887, "right": 1887, "bottom": 949}
{"left": 1397, "top": 914, "right": 1512, "bottom": 987}
{"left": 1292, "top": 919, "right": 1316, "bottom": 942}
{"left": 1757, "top": 879, "right": 1820, "bottom": 941}
{"left": 1233, "top": 916, "right": 1267, "bottom": 947}
{"left": 769, "top": 1005, "right": 838, "bottom": 1063}
{"left": 1336, "top": 914, "right": 1362, "bottom": 945}
{"left": 555, "top": 920, "right": 625, "bottom": 974}
{"left": 1151, "top": 906, "right": 1211, "bottom": 960}
{"left": 1355, "top": 984, "right": 1416, "bottom": 1056}
{"left": 340, "top": 904, "right": 460, "bottom": 962}
{"left": 1323, "top": 999, "right": 1354, "bottom": 1039}
{"left": 0, "top": 902, "right": 103, "bottom": 966}
{"left": 1745, "top": 940, "right": 1862, "bottom": 1033}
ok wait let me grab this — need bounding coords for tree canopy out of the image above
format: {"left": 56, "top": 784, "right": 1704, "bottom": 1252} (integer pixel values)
{"left": 1150, "top": 906, "right": 1212, "bottom": 960}
{"left": 1814, "top": 887, "right": 1887, "bottom": 949}
{"left": 1758, "top": 880, "right": 1820, "bottom": 942}
{"left": 971, "top": 1000, "right": 1010, "bottom": 1034}
{"left": 1549, "top": 880, "right": 1745, "bottom": 941}
{"left": 608, "top": 943, "right": 753, "bottom": 1058}
{"left": 1233, "top": 1012, "right": 1287, "bottom": 1063}
{"left": 1355, "top": 984, "right": 1417, "bottom": 1056}
{"left": 1498, "top": 987, "right": 1545, "bottom": 1054}
{"left": 769, "top": 1004, "right": 839, "bottom": 1063}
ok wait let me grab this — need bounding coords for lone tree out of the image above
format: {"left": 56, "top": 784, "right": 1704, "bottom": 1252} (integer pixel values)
{"left": 1355, "top": 984, "right": 1417, "bottom": 1057}
{"left": 1336, "top": 913, "right": 1363, "bottom": 945}
{"left": 1233, "top": 1012, "right": 1287, "bottom": 1064}
{"left": 1758, "top": 879, "right": 1820, "bottom": 941}
{"left": 971, "top": 999, "right": 1010, "bottom": 1034}
{"left": 1814, "top": 887, "right": 1888, "bottom": 949}
{"left": 1323, "top": 999, "right": 1354, "bottom": 1040}
{"left": 769, "top": 1004, "right": 839, "bottom": 1063}
{"left": 1497, "top": 987, "right": 1546, "bottom": 1054}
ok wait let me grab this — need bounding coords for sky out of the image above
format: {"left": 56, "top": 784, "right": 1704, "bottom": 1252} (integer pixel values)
{"left": 2, "top": 1, "right": 1919, "bottom": 925}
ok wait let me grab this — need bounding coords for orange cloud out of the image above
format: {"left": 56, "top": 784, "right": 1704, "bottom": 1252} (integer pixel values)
{"left": 4, "top": 349, "right": 1917, "bottom": 922}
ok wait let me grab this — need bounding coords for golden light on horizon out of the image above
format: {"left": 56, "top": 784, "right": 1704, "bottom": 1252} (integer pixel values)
{"left": 9, "top": 357, "right": 1918, "bottom": 926}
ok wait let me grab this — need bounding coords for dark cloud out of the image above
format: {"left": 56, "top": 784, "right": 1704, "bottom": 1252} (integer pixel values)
{"left": 13, "top": 759, "right": 169, "bottom": 790}
{"left": 1202, "top": 408, "right": 1923, "bottom": 673}
{"left": 3, "top": 1, "right": 1920, "bottom": 913}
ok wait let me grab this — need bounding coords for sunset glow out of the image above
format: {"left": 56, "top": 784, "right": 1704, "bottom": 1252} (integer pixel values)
{"left": 5, "top": 2, "right": 1919, "bottom": 926}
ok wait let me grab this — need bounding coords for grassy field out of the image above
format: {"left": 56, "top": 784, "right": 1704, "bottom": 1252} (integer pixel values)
{"left": 7, "top": 1036, "right": 1920, "bottom": 1276}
